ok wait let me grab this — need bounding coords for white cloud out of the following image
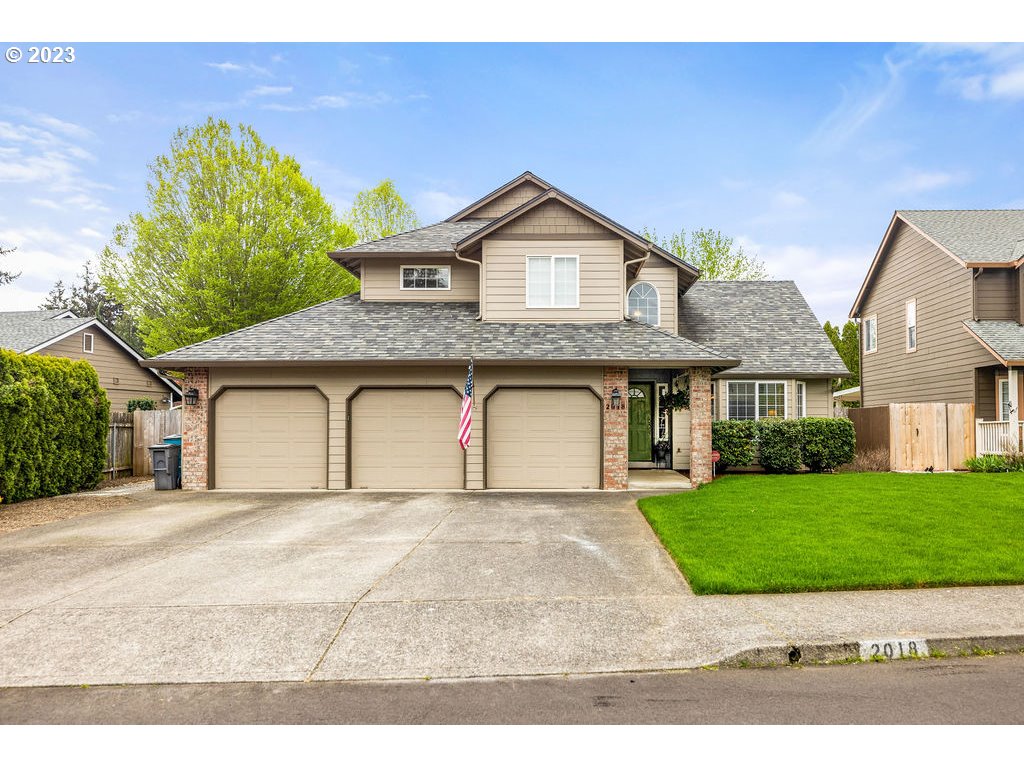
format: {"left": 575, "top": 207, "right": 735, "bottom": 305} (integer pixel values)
{"left": 247, "top": 85, "right": 294, "bottom": 97}
{"left": 78, "top": 227, "right": 105, "bottom": 239}
{"left": 807, "top": 55, "right": 905, "bottom": 153}
{"left": 774, "top": 190, "right": 807, "bottom": 209}
{"left": 106, "top": 110, "right": 144, "bottom": 123}
{"left": 415, "top": 190, "right": 472, "bottom": 221}
{"left": 0, "top": 225, "right": 100, "bottom": 310}
{"left": 205, "top": 61, "right": 271, "bottom": 77}
{"left": 918, "top": 44, "right": 1024, "bottom": 102}
{"left": 29, "top": 198, "right": 62, "bottom": 210}
{"left": 886, "top": 168, "right": 966, "bottom": 195}
{"left": 313, "top": 95, "right": 351, "bottom": 109}
{"left": 9, "top": 108, "right": 94, "bottom": 141}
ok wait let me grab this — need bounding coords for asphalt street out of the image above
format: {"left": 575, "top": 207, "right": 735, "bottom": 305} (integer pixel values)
{"left": 2, "top": 654, "right": 1021, "bottom": 724}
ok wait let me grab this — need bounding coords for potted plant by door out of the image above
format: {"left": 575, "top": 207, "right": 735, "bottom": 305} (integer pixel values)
{"left": 654, "top": 440, "right": 671, "bottom": 467}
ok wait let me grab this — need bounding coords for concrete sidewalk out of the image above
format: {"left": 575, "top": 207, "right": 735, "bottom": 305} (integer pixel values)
{"left": 0, "top": 489, "right": 1022, "bottom": 686}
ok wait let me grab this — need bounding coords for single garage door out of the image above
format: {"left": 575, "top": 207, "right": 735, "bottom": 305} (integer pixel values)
{"left": 486, "top": 388, "right": 601, "bottom": 489}
{"left": 349, "top": 388, "right": 464, "bottom": 489}
{"left": 214, "top": 388, "right": 328, "bottom": 489}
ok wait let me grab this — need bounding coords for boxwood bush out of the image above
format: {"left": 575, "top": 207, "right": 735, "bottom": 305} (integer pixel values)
{"left": 711, "top": 419, "right": 756, "bottom": 469}
{"left": 799, "top": 417, "right": 856, "bottom": 472}
{"left": 126, "top": 398, "right": 155, "bottom": 413}
{"left": 754, "top": 418, "right": 803, "bottom": 473}
{"left": 0, "top": 349, "right": 110, "bottom": 504}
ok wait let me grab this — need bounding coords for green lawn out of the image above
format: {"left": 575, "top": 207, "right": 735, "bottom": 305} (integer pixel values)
{"left": 638, "top": 473, "right": 1024, "bottom": 595}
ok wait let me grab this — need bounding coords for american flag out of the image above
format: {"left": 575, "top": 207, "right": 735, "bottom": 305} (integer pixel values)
{"left": 458, "top": 359, "right": 474, "bottom": 450}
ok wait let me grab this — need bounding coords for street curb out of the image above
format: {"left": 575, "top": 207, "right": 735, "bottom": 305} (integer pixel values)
{"left": 719, "top": 634, "right": 1024, "bottom": 668}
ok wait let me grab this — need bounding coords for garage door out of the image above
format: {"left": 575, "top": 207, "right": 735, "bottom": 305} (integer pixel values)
{"left": 349, "top": 388, "right": 464, "bottom": 489}
{"left": 486, "top": 388, "right": 601, "bottom": 489}
{"left": 214, "top": 388, "right": 328, "bottom": 490}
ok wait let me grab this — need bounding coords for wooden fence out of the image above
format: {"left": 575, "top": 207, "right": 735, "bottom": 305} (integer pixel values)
{"left": 133, "top": 408, "right": 182, "bottom": 476}
{"left": 848, "top": 402, "right": 975, "bottom": 471}
{"left": 105, "top": 411, "right": 134, "bottom": 477}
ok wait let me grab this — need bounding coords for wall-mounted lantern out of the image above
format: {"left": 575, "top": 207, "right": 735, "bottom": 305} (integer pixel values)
{"left": 184, "top": 388, "right": 200, "bottom": 407}
{"left": 610, "top": 387, "right": 622, "bottom": 409}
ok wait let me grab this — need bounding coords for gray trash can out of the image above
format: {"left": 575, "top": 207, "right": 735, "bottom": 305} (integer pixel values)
{"left": 149, "top": 444, "right": 181, "bottom": 490}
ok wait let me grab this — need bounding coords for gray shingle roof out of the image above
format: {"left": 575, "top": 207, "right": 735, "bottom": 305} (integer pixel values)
{"left": 899, "top": 210, "right": 1024, "bottom": 264}
{"left": 964, "top": 320, "right": 1024, "bottom": 363}
{"left": 332, "top": 220, "right": 492, "bottom": 254}
{"left": 678, "top": 281, "right": 849, "bottom": 377}
{"left": 146, "top": 296, "right": 738, "bottom": 368}
{"left": 0, "top": 310, "right": 91, "bottom": 352}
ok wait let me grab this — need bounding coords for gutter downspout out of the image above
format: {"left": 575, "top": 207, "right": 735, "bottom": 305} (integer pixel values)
{"left": 623, "top": 248, "right": 650, "bottom": 320}
{"left": 454, "top": 246, "right": 483, "bottom": 320}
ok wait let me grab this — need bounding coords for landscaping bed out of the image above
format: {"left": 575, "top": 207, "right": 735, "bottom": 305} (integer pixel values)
{"left": 0, "top": 478, "right": 150, "bottom": 535}
{"left": 639, "top": 473, "right": 1024, "bottom": 595}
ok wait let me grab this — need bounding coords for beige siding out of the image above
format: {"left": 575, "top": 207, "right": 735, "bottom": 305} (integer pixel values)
{"left": 628, "top": 255, "right": 678, "bottom": 334}
{"left": 671, "top": 373, "right": 691, "bottom": 469}
{"left": 860, "top": 222, "right": 993, "bottom": 406}
{"left": 482, "top": 239, "right": 624, "bottom": 322}
{"left": 360, "top": 256, "right": 480, "bottom": 302}
{"left": 209, "top": 365, "right": 603, "bottom": 490}
{"left": 38, "top": 329, "right": 174, "bottom": 411}
{"left": 488, "top": 199, "right": 609, "bottom": 237}
{"left": 473, "top": 181, "right": 547, "bottom": 218}
{"left": 974, "top": 268, "right": 1018, "bottom": 321}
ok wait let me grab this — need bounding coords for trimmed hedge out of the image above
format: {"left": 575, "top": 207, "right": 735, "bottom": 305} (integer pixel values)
{"left": 0, "top": 349, "right": 110, "bottom": 504}
{"left": 754, "top": 419, "right": 804, "bottom": 473}
{"left": 800, "top": 417, "right": 855, "bottom": 472}
{"left": 127, "top": 398, "right": 155, "bottom": 413}
{"left": 712, "top": 420, "right": 757, "bottom": 469}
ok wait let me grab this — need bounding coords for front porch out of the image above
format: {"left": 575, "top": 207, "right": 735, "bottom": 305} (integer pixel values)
{"left": 975, "top": 364, "right": 1024, "bottom": 455}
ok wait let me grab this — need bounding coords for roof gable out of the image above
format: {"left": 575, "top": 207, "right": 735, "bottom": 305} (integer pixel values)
{"left": 447, "top": 171, "right": 553, "bottom": 221}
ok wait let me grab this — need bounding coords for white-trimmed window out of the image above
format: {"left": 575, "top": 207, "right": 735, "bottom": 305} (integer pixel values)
{"left": 727, "top": 380, "right": 788, "bottom": 420}
{"left": 864, "top": 315, "right": 877, "bottom": 353}
{"left": 627, "top": 282, "right": 660, "bottom": 326}
{"left": 998, "top": 377, "right": 1011, "bottom": 421}
{"left": 906, "top": 299, "right": 917, "bottom": 352}
{"left": 401, "top": 265, "right": 450, "bottom": 290}
{"left": 82, "top": 332, "right": 94, "bottom": 353}
{"left": 796, "top": 381, "right": 807, "bottom": 417}
{"left": 526, "top": 255, "right": 579, "bottom": 308}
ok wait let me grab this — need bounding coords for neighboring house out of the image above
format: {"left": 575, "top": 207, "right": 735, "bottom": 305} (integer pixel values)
{"left": 144, "top": 172, "right": 846, "bottom": 491}
{"left": 0, "top": 309, "right": 181, "bottom": 410}
{"left": 850, "top": 210, "right": 1024, "bottom": 451}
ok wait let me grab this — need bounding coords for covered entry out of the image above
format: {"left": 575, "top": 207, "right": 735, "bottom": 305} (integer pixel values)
{"left": 349, "top": 387, "right": 464, "bottom": 489}
{"left": 485, "top": 387, "right": 601, "bottom": 489}
{"left": 213, "top": 387, "right": 328, "bottom": 489}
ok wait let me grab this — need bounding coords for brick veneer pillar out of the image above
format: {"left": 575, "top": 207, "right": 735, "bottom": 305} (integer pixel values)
{"left": 603, "top": 366, "right": 629, "bottom": 490}
{"left": 689, "top": 367, "right": 713, "bottom": 486}
{"left": 182, "top": 367, "right": 209, "bottom": 490}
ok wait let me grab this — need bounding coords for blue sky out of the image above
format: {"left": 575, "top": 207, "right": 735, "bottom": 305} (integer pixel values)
{"left": 2, "top": 42, "right": 1024, "bottom": 325}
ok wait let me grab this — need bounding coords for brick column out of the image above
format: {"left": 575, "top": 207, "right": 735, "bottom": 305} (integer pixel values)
{"left": 603, "top": 366, "right": 629, "bottom": 490}
{"left": 182, "top": 367, "right": 209, "bottom": 490}
{"left": 689, "top": 367, "right": 713, "bottom": 486}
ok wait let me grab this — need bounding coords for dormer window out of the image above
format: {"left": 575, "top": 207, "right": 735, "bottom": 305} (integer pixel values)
{"left": 627, "top": 282, "right": 660, "bottom": 326}
{"left": 526, "top": 255, "right": 578, "bottom": 308}
{"left": 401, "top": 266, "right": 450, "bottom": 290}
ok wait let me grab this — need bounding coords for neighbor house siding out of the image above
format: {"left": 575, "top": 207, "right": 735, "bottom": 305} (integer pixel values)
{"left": 481, "top": 239, "right": 625, "bottom": 322}
{"left": 472, "top": 180, "right": 547, "bottom": 219}
{"left": 628, "top": 255, "right": 678, "bottom": 335}
{"left": 38, "top": 330, "right": 173, "bottom": 411}
{"left": 975, "top": 365, "right": 998, "bottom": 421}
{"left": 859, "top": 221, "right": 993, "bottom": 406}
{"left": 973, "top": 267, "right": 1019, "bottom": 321}
{"left": 360, "top": 255, "right": 480, "bottom": 302}
{"left": 208, "top": 365, "right": 603, "bottom": 491}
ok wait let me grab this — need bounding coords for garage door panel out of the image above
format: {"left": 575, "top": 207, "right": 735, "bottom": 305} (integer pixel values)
{"left": 214, "top": 388, "right": 328, "bottom": 490}
{"left": 487, "top": 388, "right": 600, "bottom": 489}
{"left": 350, "top": 389, "right": 463, "bottom": 489}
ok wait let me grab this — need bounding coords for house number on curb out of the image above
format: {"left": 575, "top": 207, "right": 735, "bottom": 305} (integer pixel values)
{"left": 858, "top": 639, "right": 929, "bottom": 660}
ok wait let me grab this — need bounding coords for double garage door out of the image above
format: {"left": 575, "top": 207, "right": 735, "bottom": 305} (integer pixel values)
{"left": 213, "top": 386, "right": 600, "bottom": 490}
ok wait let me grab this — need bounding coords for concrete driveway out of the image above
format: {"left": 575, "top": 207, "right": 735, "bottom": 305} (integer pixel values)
{"left": 0, "top": 489, "right": 782, "bottom": 686}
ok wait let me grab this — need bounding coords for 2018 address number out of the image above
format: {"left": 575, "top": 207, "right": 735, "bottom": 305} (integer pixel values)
{"left": 858, "top": 638, "right": 929, "bottom": 660}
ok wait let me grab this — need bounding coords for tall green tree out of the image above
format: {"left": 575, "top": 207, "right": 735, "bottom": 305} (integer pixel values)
{"left": 346, "top": 178, "right": 419, "bottom": 243}
{"left": 0, "top": 243, "right": 19, "bottom": 286}
{"left": 100, "top": 118, "right": 358, "bottom": 356}
{"left": 824, "top": 319, "right": 860, "bottom": 391}
{"left": 41, "top": 262, "right": 142, "bottom": 349}
{"left": 643, "top": 227, "right": 770, "bottom": 280}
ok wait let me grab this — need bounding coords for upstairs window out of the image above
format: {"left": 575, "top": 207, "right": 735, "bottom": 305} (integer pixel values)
{"left": 401, "top": 266, "right": 450, "bottom": 290}
{"left": 864, "top": 315, "right": 877, "bottom": 353}
{"left": 627, "top": 282, "right": 660, "bottom": 326}
{"left": 526, "top": 255, "right": 578, "bottom": 308}
{"left": 83, "top": 332, "right": 94, "bottom": 353}
{"left": 906, "top": 299, "right": 917, "bottom": 352}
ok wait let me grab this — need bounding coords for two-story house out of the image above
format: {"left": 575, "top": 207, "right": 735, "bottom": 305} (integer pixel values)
{"left": 0, "top": 309, "right": 181, "bottom": 410}
{"left": 145, "top": 172, "right": 846, "bottom": 491}
{"left": 851, "top": 209, "right": 1024, "bottom": 453}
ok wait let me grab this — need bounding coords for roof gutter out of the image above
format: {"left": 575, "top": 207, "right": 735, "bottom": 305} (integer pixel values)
{"left": 453, "top": 247, "right": 482, "bottom": 320}
{"left": 622, "top": 250, "right": 650, "bottom": 320}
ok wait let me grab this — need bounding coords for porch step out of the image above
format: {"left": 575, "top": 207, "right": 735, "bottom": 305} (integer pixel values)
{"left": 627, "top": 469, "right": 692, "bottom": 491}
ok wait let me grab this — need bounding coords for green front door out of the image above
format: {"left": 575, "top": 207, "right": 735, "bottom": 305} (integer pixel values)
{"left": 628, "top": 384, "right": 653, "bottom": 462}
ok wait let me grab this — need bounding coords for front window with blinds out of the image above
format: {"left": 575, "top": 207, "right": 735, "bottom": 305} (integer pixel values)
{"left": 526, "top": 255, "right": 578, "bottom": 308}
{"left": 727, "top": 380, "right": 788, "bottom": 420}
